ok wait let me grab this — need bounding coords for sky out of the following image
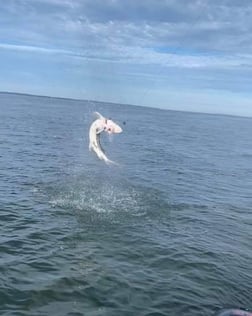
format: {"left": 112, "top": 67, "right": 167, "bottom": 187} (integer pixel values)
{"left": 1, "top": 0, "right": 252, "bottom": 116}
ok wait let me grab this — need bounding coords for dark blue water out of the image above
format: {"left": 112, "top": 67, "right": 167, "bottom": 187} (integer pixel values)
{"left": 0, "top": 92, "right": 252, "bottom": 316}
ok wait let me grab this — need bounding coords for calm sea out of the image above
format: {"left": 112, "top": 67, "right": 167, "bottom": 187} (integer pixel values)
{"left": 0, "top": 92, "right": 252, "bottom": 316}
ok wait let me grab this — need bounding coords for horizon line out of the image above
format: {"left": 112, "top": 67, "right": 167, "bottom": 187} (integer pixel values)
{"left": 0, "top": 90, "right": 251, "bottom": 120}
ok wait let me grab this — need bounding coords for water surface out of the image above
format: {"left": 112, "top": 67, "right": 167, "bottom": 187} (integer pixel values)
{"left": 0, "top": 92, "right": 252, "bottom": 315}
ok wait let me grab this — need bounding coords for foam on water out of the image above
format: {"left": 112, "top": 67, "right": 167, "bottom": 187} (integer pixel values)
{"left": 49, "top": 175, "right": 141, "bottom": 215}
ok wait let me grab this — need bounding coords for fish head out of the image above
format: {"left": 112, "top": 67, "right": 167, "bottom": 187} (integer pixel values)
{"left": 104, "top": 119, "right": 122, "bottom": 134}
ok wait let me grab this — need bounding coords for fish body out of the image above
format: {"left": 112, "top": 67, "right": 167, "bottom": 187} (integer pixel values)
{"left": 89, "top": 112, "right": 122, "bottom": 164}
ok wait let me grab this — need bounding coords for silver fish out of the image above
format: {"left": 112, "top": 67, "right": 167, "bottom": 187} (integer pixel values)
{"left": 89, "top": 112, "right": 122, "bottom": 164}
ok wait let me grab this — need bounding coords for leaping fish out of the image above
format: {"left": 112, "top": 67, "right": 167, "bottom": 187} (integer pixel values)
{"left": 89, "top": 112, "right": 122, "bottom": 164}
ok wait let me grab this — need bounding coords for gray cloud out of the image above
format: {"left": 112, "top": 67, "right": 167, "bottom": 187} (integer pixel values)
{"left": 1, "top": 0, "right": 252, "bottom": 68}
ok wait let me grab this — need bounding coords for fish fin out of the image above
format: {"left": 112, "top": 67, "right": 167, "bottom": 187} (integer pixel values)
{"left": 105, "top": 159, "right": 119, "bottom": 166}
{"left": 93, "top": 111, "right": 104, "bottom": 120}
{"left": 96, "top": 126, "right": 104, "bottom": 134}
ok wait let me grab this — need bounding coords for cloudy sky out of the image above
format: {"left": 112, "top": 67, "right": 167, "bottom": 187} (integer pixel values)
{"left": 1, "top": 0, "right": 252, "bottom": 115}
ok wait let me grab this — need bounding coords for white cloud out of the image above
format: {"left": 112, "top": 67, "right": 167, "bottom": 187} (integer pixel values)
{"left": 0, "top": 43, "right": 70, "bottom": 54}
{"left": 2, "top": 39, "right": 252, "bottom": 71}
{"left": 1, "top": 0, "right": 252, "bottom": 53}
{"left": 1, "top": 0, "right": 252, "bottom": 114}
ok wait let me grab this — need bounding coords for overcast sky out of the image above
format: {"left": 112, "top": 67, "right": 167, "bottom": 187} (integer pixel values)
{"left": 1, "top": 0, "right": 252, "bottom": 116}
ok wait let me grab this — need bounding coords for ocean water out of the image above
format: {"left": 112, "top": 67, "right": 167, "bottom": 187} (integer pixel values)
{"left": 0, "top": 92, "right": 251, "bottom": 316}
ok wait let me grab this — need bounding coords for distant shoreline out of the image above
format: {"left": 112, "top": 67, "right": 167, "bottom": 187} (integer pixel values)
{"left": 1, "top": 90, "right": 251, "bottom": 120}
